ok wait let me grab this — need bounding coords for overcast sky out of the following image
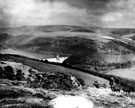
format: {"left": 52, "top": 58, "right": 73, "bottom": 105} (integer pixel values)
{"left": 0, "top": 0, "right": 135, "bottom": 28}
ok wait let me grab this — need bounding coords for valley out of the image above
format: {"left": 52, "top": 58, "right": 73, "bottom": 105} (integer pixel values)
{"left": 1, "top": 25, "right": 135, "bottom": 108}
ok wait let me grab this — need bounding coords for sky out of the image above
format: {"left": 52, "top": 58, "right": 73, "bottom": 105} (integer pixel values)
{"left": 0, "top": 0, "right": 135, "bottom": 28}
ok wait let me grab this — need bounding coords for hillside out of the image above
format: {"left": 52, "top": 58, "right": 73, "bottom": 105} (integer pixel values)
{"left": 7, "top": 36, "right": 134, "bottom": 64}
{"left": 4, "top": 34, "right": 135, "bottom": 73}
{"left": 0, "top": 54, "right": 109, "bottom": 87}
{"left": 0, "top": 33, "right": 12, "bottom": 43}
{"left": 1, "top": 25, "right": 135, "bottom": 81}
{"left": 0, "top": 54, "right": 135, "bottom": 108}
{"left": 0, "top": 80, "right": 135, "bottom": 108}
{"left": 1, "top": 0, "right": 135, "bottom": 104}
{"left": 6, "top": 35, "right": 134, "bottom": 54}
{"left": 1, "top": 25, "right": 135, "bottom": 54}
{"left": 0, "top": 33, "right": 12, "bottom": 50}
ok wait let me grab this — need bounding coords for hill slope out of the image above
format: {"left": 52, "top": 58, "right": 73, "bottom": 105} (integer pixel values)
{"left": 4, "top": 34, "right": 135, "bottom": 69}
{"left": 0, "top": 33, "right": 13, "bottom": 49}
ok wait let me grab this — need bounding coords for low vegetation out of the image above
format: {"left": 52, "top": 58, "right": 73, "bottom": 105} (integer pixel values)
{"left": 1, "top": 54, "right": 135, "bottom": 93}
{"left": 0, "top": 66, "right": 25, "bottom": 80}
{"left": 0, "top": 65, "right": 82, "bottom": 91}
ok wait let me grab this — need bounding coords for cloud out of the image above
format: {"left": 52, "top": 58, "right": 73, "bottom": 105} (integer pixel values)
{"left": 101, "top": 0, "right": 135, "bottom": 28}
{"left": 101, "top": 12, "right": 123, "bottom": 22}
{"left": 0, "top": 0, "right": 101, "bottom": 28}
{"left": 3, "top": 0, "right": 135, "bottom": 28}
{"left": 108, "top": 0, "right": 135, "bottom": 11}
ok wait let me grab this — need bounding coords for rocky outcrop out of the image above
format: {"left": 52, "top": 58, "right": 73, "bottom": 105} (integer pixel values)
{"left": 27, "top": 71, "right": 82, "bottom": 91}
{"left": 0, "top": 63, "right": 83, "bottom": 91}
{"left": 0, "top": 64, "right": 83, "bottom": 108}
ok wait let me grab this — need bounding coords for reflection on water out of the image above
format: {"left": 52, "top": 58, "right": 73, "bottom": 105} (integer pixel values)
{"left": 107, "top": 65, "right": 135, "bottom": 80}
{"left": 104, "top": 54, "right": 135, "bottom": 63}
{"left": 0, "top": 48, "right": 58, "bottom": 59}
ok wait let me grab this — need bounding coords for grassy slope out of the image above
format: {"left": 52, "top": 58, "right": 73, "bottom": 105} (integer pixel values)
{"left": 7, "top": 36, "right": 134, "bottom": 63}
{"left": 2, "top": 54, "right": 135, "bottom": 91}
{"left": 0, "top": 54, "right": 109, "bottom": 87}
{"left": 0, "top": 79, "right": 135, "bottom": 108}
{"left": 0, "top": 79, "right": 55, "bottom": 108}
{"left": 1, "top": 55, "right": 135, "bottom": 108}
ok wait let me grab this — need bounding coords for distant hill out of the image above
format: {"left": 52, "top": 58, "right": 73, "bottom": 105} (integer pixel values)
{"left": 5, "top": 35, "right": 134, "bottom": 65}
{"left": 110, "top": 29, "right": 135, "bottom": 36}
{"left": 0, "top": 25, "right": 95, "bottom": 36}
{"left": 1, "top": 25, "right": 135, "bottom": 66}
{"left": 1, "top": 25, "right": 135, "bottom": 37}
{"left": 10, "top": 37, "right": 99, "bottom": 54}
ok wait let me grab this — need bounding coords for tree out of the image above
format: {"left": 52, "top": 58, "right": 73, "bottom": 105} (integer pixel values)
{"left": 4, "top": 66, "right": 15, "bottom": 80}
{"left": 0, "top": 67, "right": 4, "bottom": 78}
{"left": 16, "top": 69, "right": 24, "bottom": 80}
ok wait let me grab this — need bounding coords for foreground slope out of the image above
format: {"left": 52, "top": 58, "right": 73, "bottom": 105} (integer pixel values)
{"left": 0, "top": 54, "right": 109, "bottom": 87}
{"left": 0, "top": 54, "right": 135, "bottom": 108}
{"left": 0, "top": 78, "right": 135, "bottom": 108}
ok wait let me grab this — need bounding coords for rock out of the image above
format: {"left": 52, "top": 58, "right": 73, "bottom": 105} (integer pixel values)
{"left": 28, "top": 72, "right": 83, "bottom": 91}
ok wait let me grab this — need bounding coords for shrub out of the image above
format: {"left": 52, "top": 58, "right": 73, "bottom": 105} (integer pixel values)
{"left": 0, "top": 67, "right": 5, "bottom": 78}
{"left": 15, "top": 69, "right": 25, "bottom": 80}
{"left": 93, "top": 81, "right": 100, "bottom": 88}
{"left": 4, "top": 66, "right": 15, "bottom": 80}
